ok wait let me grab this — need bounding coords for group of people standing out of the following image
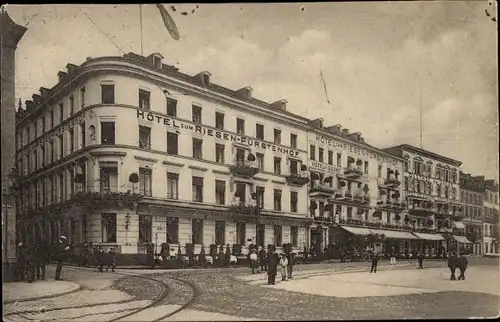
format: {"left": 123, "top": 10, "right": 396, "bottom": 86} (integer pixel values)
{"left": 78, "top": 243, "right": 117, "bottom": 272}
{"left": 249, "top": 246, "right": 296, "bottom": 285}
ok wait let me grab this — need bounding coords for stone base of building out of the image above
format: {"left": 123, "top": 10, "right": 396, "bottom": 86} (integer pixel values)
{"left": 2, "top": 260, "right": 18, "bottom": 282}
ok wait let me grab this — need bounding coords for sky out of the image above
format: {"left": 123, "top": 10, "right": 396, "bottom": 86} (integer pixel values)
{"left": 6, "top": 2, "right": 499, "bottom": 180}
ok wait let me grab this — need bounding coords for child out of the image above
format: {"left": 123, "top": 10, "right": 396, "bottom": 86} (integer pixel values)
{"left": 279, "top": 253, "right": 288, "bottom": 281}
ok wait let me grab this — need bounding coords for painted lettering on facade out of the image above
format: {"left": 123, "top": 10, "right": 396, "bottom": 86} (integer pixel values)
{"left": 137, "top": 110, "right": 300, "bottom": 157}
{"left": 32, "top": 113, "right": 86, "bottom": 147}
{"left": 314, "top": 134, "right": 399, "bottom": 166}
{"left": 308, "top": 161, "right": 341, "bottom": 175}
{"left": 408, "top": 173, "right": 456, "bottom": 188}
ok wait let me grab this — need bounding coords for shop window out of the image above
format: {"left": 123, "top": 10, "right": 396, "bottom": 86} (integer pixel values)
{"left": 167, "top": 217, "right": 179, "bottom": 243}
{"left": 291, "top": 226, "right": 299, "bottom": 247}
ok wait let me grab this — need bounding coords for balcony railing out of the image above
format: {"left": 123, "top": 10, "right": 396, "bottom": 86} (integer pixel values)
{"left": 337, "top": 218, "right": 415, "bottom": 231}
{"left": 343, "top": 167, "right": 364, "bottom": 179}
{"left": 229, "top": 160, "right": 259, "bottom": 178}
{"left": 309, "top": 185, "right": 337, "bottom": 197}
{"left": 383, "top": 178, "right": 401, "bottom": 188}
{"left": 228, "top": 202, "right": 258, "bottom": 215}
{"left": 286, "top": 173, "right": 310, "bottom": 186}
{"left": 376, "top": 199, "right": 406, "bottom": 210}
{"left": 332, "top": 190, "right": 370, "bottom": 205}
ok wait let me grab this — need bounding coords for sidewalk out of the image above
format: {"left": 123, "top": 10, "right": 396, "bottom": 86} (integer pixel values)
{"left": 4, "top": 280, "right": 81, "bottom": 304}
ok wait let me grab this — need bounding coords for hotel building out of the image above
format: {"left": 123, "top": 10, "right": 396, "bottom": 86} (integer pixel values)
{"left": 483, "top": 179, "right": 499, "bottom": 256}
{"left": 306, "top": 120, "right": 416, "bottom": 254}
{"left": 383, "top": 145, "right": 466, "bottom": 253}
{"left": 14, "top": 52, "right": 313, "bottom": 258}
{"left": 459, "top": 172, "right": 485, "bottom": 255}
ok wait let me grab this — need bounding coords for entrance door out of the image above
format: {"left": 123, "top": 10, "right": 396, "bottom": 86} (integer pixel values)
{"left": 310, "top": 229, "right": 323, "bottom": 251}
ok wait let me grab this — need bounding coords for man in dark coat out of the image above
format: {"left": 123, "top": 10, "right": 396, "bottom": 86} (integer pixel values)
{"left": 35, "top": 239, "right": 49, "bottom": 280}
{"left": 370, "top": 250, "right": 380, "bottom": 273}
{"left": 457, "top": 252, "right": 468, "bottom": 280}
{"left": 258, "top": 247, "right": 267, "bottom": 272}
{"left": 447, "top": 251, "right": 458, "bottom": 280}
{"left": 16, "top": 242, "right": 26, "bottom": 281}
{"left": 286, "top": 250, "right": 296, "bottom": 279}
{"left": 417, "top": 251, "right": 425, "bottom": 269}
{"left": 106, "top": 247, "right": 117, "bottom": 272}
{"left": 53, "top": 236, "right": 70, "bottom": 280}
{"left": 25, "top": 241, "right": 36, "bottom": 283}
{"left": 96, "top": 246, "right": 105, "bottom": 272}
{"left": 267, "top": 247, "right": 279, "bottom": 285}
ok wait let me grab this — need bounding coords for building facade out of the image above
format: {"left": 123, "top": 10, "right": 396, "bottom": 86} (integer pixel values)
{"left": 383, "top": 145, "right": 466, "bottom": 254}
{"left": 1, "top": 9, "right": 27, "bottom": 277}
{"left": 15, "top": 53, "right": 313, "bottom": 257}
{"left": 483, "top": 179, "right": 499, "bottom": 256}
{"left": 459, "top": 172, "right": 485, "bottom": 255}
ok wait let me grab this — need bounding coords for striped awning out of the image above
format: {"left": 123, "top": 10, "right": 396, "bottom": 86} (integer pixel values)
{"left": 452, "top": 221, "right": 466, "bottom": 229}
{"left": 412, "top": 232, "right": 445, "bottom": 241}
{"left": 453, "top": 235, "right": 472, "bottom": 244}
{"left": 340, "top": 226, "right": 419, "bottom": 240}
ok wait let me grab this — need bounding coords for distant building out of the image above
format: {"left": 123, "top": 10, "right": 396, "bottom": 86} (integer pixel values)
{"left": 482, "top": 179, "right": 499, "bottom": 256}
{"left": 459, "top": 172, "right": 485, "bottom": 255}
{"left": 1, "top": 9, "right": 27, "bottom": 278}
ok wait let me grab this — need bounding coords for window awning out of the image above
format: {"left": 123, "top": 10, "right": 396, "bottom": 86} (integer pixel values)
{"left": 412, "top": 232, "right": 445, "bottom": 241}
{"left": 340, "top": 226, "right": 419, "bottom": 240}
{"left": 453, "top": 235, "right": 472, "bottom": 244}
{"left": 340, "top": 225, "right": 372, "bottom": 236}
{"left": 453, "top": 221, "right": 466, "bottom": 229}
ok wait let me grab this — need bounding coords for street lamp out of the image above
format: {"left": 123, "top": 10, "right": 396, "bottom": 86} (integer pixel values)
{"left": 251, "top": 191, "right": 260, "bottom": 249}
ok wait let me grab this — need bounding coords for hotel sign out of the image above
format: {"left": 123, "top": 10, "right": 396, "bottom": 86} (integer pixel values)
{"left": 314, "top": 134, "right": 399, "bottom": 166}
{"left": 408, "top": 173, "right": 455, "bottom": 188}
{"left": 308, "top": 161, "right": 341, "bottom": 175}
{"left": 137, "top": 110, "right": 300, "bottom": 157}
{"left": 32, "top": 113, "right": 87, "bottom": 147}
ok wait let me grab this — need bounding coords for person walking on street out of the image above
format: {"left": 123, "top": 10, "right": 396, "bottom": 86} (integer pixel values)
{"left": 286, "top": 250, "right": 295, "bottom": 279}
{"left": 457, "top": 252, "right": 468, "bottom": 280}
{"left": 279, "top": 253, "right": 288, "bottom": 281}
{"left": 258, "top": 247, "right": 267, "bottom": 272}
{"left": 249, "top": 249, "right": 259, "bottom": 274}
{"left": 35, "top": 239, "right": 49, "bottom": 280}
{"left": 390, "top": 247, "right": 396, "bottom": 265}
{"left": 267, "top": 247, "right": 279, "bottom": 285}
{"left": 96, "top": 246, "right": 105, "bottom": 272}
{"left": 199, "top": 246, "right": 207, "bottom": 268}
{"left": 54, "top": 236, "right": 70, "bottom": 281}
{"left": 370, "top": 250, "right": 380, "bottom": 273}
{"left": 417, "top": 251, "right": 424, "bottom": 269}
{"left": 448, "top": 251, "right": 458, "bottom": 280}
{"left": 25, "top": 241, "right": 36, "bottom": 283}
{"left": 16, "top": 242, "right": 26, "bottom": 281}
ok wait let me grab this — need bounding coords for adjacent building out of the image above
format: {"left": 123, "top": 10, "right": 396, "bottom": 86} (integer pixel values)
{"left": 459, "top": 172, "right": 485, "bottom": 255}
{"left": 14, "top": 52, "right": 313, "bottom": 258}
{"left": 483, "top": 179, "right": 499, "bottom": 256}
{"left": 383, "top": 145, "right": 466, "bottom": 254}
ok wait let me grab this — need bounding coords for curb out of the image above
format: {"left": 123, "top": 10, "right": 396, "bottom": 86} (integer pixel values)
{"left": 4, "top": 283, "right": 83, "bottom": 304}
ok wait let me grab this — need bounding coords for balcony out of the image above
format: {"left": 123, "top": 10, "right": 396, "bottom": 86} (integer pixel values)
{"left": 309, "top": 184, "right": 337, "bottom": 198}
{"left": 376, "top": 199, "right": 406, "bottom": 211}
{"left": 228, "top": 202, "right": 258, "bottom": 215}
{"left": 409, "top": 201, "right": 435, "bottom": 216}
{"left": 286, "top": 174, "right": 310, "bottom": 187}
{"left": 383, "top": 178, "right": 401, "bottom": 188}
{"left": 332, "top": 190, "right": 370, "bottom": 205}
{"left": 229, "top": 160, "right": 259, "bottom": 179}
{"left": 70, "top": 189, "right": 143, "bottom": 210}
{"left": 343, "top": 167, "right": 364, "bottom": 179}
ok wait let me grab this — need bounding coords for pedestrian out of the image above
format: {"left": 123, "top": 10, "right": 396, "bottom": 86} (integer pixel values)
{"left": 96, "top": 246, "right": 105, "bottom": 272}
{"left": 35, "top": 239, "right": 49, "bottom": 280}
{"left": 199, "top": 246, "right": 207, "bottom": 268}
{"left": 279, "top": 253, "right": 288, "bottom": 281}
{"left": 370, "top": 250, "right": 380, "bottom": 273}
{"left": 151, "top": 251, "right": 163, "bottom": 269}
{"left": 448, "top": 251, "right": 458, "bottom": 281}
{"left": 258, "top": 246, "right": 267, "bottom": 272}
{"left": 16, "top": 242, "right": 26, "bottom": 281}
{"left": 286, "top": 250, "right": 295, "bottom": 279}
{"left": 390, "top": 247, "right": 396, "bottom": 265}
{"left": 267, "top": 247, "right": 279, "bottom": 285}
{"left": 249, "top": 249, "right": 259, "bottom": 274}
{"left": 53, "top": 236, "right": 70, "bottom": 281}
{"left": 457, "top": 252, "right": 468, "bottom": 280}
{"left": 106, "top": 247, "right": 117, "bottom": 272}
{"left": 25, "top": 241, "right": 36, "bottom": 283}
{"left": 417, "top": 250, "right": 424, "bottom": 269}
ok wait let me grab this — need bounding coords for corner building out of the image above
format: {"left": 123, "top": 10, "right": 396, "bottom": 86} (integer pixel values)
{"left": 306, "top": 120, "right": 416, "bottom": 254}
{"left": 15, "top": 53, "right": 312, "bottom": 258}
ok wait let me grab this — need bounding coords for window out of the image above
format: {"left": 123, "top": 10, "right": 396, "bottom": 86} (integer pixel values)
{"left": 59, "top": 103, "right": 64, "bottom": 123}
{"left": 167, "top": 132, "right": 178, "bottom": 155}
{"left": 192, "top": 138, "right": 203, "bottom": 159}
{"left": 192, "top": 219, "right": 203, "bottom": 244}
{"left": 318, "top": 148, "right": 324, "bottom": 163}
{"left": 139, "top": 168, "right": 152, "bottom": 196}
{"left": 378, "top": 165, "right": 382, "bottom": 178}
{"left": 274, "top": 157, "right": 281, "bottom": 174}
{"left": 40, "top": 146, "right": 45, "bottom": 167}
{"left": 192, "top": 176, "right": 203, "bottom": 202}
{"left": 235, "top": 148, "right": 245, "bottom": 163}
{"left": 290, "top": 191, "right": 298, "bottom": 213}
{"left": 215, "top": 180, "right": 226, "bottom": 205}
{"left": 364, "top": 161, "right": 369, "bottom": 174}
{"left": 33, "top": 150, "right": 38, "bottom": 170}
{"left": 215, "top": 220, "right": 225, "bottom": 245}
{"left": 101, "top": 213, "right": 116, "bottom": 243}
{"left": 291, "top": 226, "right": 299, "bottom": 247}
{"left": 289, "top": 159, "right": 298, "bottom": 175}
{"left": 328, "top": 151, "right": 333, "bottom": 165}
{"left": 236, "top": 183, "right": 246, "bottom": 203}
{"left": 69, "top": 94, "right": 75, "bottom": 115}
{"left": 80, "top": 87, "right": 86, "bottom": 107}
{"left": 67, "top": 128, "right": 74, "bottom": 154}
{"left": 215, "top": 144, "right": 225, "bottom": 163}
{"left": 236, "top": 118, "right": 245, "bottom": 135}
{"left": 80, "top": 122, "right": 86, "bottom": 149}
{"left": 273, "top": 225, "right": 282, "bottom": 247}
{"left": 274, "top": 129, "right": 281, "bottom": 144}
{"left": 139, "top": 89, "right": 150, "bottom": 109}
{"left": 101, "top": 84, "right": 115, "bottom": 104}
{"left": 101, "top": 122, "right": 115, "bottom": 145}
{"left": 166, "top": 98, "right": 177, "bottom": 117}
{"left": 49, "top": 140, "right": 54, "bottom": 164}
{"left": 58, "top": 134, "right": 64, "bottom": 158}
{"left": 236, "top": 222, "right": 246, "bottom": 245}
{"left": 139, "top": 215, "right": 152, "bottom": 243}
{"left": 274, "top": 189, "right": 282, "bottom": 211}
{"left": 404, "top": 177, "right": 409, "bottom": 191}
{"left": 290, "top": 134, "right": 297, "bottom": 149}
{"left": 319, "top": 201, "right": 325, "bottom": 217}
{"left": 27, "top": 125, "right": 31, "bottom": 143}
{"left": 215, "top": 112, "right": 224, "bottom": 130}
{"left": 192, "top": 105, "right": 202, "bottom": 124}
{"left": 337, "top": 153, "right": 342, "bottom": 167}
{"left": 167, "top": 173, "right": 179, "bottom": 199}
{"left": 256, "top": 153, "right": 264, "bottom": 171}
{"left": 153, "top": 56, "right": 162, "bottom": 68}
{"left": 404, "top": 161, "right": 409, "bottom": 171}
{"left": 34, "top": 120, "right": 38, "bottom": 138}
{"left": 256, "top": 124, "right": 264, "bottom": 140}
{"left": 138, "top": 126, "right": 151, "bottom": 149}
{"left": 50, "top": 110, "right": 54, "bottom": 129}
{"left": 167, "top": 217, "right": 179, "bottom": 243}
{"left": 100, "top": 163, "right": 118, "bottom": 193}
{"left": 347, "top": 206, "right": 353, "bottom": 219}
{"left": 257, "top": 223, "right": 265, "bottom": 247}
{"left": 309, "top": 145, "right": 316, "bottom": 161}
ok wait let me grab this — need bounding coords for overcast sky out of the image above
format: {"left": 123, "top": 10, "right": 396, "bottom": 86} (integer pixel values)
{"left": 7, "top": 3, "right": 499, "bottom": 179}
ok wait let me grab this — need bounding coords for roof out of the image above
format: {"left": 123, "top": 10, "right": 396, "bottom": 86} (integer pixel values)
{"left": 382, "top": 144, "right": 462, "bottom": 167}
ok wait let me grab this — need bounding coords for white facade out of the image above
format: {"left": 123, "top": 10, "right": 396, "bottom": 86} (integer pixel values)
{"left": 483, "top": 188, "right": 499, "bottom": 256}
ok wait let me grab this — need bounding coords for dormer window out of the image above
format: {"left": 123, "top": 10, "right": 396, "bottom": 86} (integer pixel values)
{"left": 153, "top": 56, "right": 162, "bottom": 68}
{"left": 203, "top": 74, "right": 210, "bottom": 86}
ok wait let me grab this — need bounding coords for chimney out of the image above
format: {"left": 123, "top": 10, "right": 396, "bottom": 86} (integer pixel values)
{"left": 270, "top": 99, "right": 287, "bottom": 111}
{"left": 341, "top": 128, "right": 350, "bottom": 135}
{"left": 66, "top": 63, "right": 78, "bottom": 74}
{"left": 236, "top": 86, "right": 253, "bottom": 99}
{"left": 32, "top": 94, "right": 41, "bottom": 104}
{"left": 40, "top": 87, "right": 50, "bottom": 97}
{"left": 25, "top": 100, "right": 34, "bottom": 112}
{"left": 57, "top": 71, "right": 67, "bottom": 82}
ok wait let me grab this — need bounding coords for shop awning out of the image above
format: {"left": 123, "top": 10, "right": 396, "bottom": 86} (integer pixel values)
{"left": 453, "top": 235, "right": 472, "bottom": 244}
{"left": 453, "top": 221, "right": 466, "bottom": 229}
{"left": 340, "top": 225, "right": 372, "bottom": 236}
{"left": 412, "top": 232, "right": 445, "bottom": 241}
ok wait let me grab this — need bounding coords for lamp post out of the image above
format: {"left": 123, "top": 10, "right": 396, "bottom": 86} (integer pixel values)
{"left": 251, "top": 191, "right": 260, "bottom": 249}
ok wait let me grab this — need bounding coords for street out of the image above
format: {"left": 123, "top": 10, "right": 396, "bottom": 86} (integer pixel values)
{"left": 4, "top": 259, "right": 499, "bottom": 321}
